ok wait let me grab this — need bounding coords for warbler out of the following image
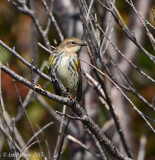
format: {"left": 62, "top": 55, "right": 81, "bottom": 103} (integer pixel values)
{"left": 49, "top": 37, "right": 86, "bottom": 101}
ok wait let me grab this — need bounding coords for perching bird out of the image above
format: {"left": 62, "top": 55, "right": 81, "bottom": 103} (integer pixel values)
{"left": 49, "top": 37, "right": 86, "bottom": 101}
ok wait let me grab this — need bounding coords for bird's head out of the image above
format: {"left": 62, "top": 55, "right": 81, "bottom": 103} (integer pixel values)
{"left": 58, "top": 37, "right": 86, "bottom": 54}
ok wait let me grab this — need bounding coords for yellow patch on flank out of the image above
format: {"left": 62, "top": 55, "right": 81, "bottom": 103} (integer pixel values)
{"left": 49, "top": 55, "right": 54, "bottom": 66}
{"left": 75, "top": 59, "right": 80, "bottom": 72}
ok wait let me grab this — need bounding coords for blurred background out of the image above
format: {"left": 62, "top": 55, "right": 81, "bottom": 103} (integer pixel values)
{"left": 0, "top": 0, "right": 155, "bottom": 159}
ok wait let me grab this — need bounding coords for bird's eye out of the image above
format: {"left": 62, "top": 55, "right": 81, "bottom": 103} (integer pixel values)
{"left": 71, "top": 41, "right": 75, "bottom": 45}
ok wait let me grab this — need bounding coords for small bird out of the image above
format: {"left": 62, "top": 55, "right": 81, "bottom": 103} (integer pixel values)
{"left": 49, "top": 37, "right": 86, "bottom": 101}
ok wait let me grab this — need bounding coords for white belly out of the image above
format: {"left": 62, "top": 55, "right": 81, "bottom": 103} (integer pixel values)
{"left": 56, "top": 56, "right": 79, "bottom": 95}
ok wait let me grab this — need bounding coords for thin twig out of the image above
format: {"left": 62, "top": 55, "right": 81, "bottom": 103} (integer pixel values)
{"left": 9, "top": 0, "right": 51, "bottom": 49}
{"left": 83, "top": 71, "right": 133, "bottom": 158}
{"left": 56, "top": 119, "right": 70, "bottom": 160}
{"left": 13, "top": 78, "right": 45, "bottom": 160}
{"left": 97, "top": 0, "right": 155, "bottom": 63}
{"left": 26, "top": 122, "right": 54, "bottom": 147}
{"left": 53, "top": 105, "right": 67, "bottom": 160}
{"left": 67, "top": 135, "right": 101, "bottom": 159}
{"left": 80, "top": 58, "right": 155, "bottom": 133}
{"left": 41, "top": 0, "right": 64, "bottom": 41}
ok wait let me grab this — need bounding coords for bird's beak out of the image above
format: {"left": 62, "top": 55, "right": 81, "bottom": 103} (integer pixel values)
{"left": 79, "top": 43, "right": 87, "bottom": 46}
